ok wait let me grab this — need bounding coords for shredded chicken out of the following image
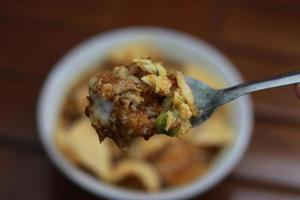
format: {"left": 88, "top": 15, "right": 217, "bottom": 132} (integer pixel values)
{"left": 86, "top": 58, "right": 199, "bottom": 147}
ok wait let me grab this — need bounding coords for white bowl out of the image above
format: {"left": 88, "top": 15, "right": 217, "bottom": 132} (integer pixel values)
{"left": 37, "top": 27, "right": 253, "bottom": 200}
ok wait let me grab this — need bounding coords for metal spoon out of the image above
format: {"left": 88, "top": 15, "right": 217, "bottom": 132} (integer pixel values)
{"left": 187, "top": 70, "right": 300, "bottom": 127}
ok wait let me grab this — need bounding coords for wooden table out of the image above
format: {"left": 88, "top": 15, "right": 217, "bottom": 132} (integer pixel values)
{"left": 0, "top": 0, "right": 300, "bottom": 199}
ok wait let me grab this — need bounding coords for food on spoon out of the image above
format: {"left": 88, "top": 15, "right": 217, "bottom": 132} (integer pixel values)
{"left": 85, "top": 58, "right": 199, "bottom": 147}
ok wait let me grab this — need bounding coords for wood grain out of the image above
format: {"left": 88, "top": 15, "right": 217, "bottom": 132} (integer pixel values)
{"left": 0, "top": 22, "right": 91, "bottom": 77}
{"left": 234, "top": 121, "right": 300, "bottom": 189}
{"left": 0, "top": 0, "right": 217, "bottom": 76}
{"left": 200, "top": 180, "right": 300, "bottom": 200}
{"left": 219, "top": 0, "right": 300, "bottom": 57}
{"left": 0, "top": 78, "right": 40, "bottom": 139}
{"left": 0, "top": 0, "right": 216, "bottom": 37}
{"left": 0, "top": 0, "right": 300, "bottom": 199}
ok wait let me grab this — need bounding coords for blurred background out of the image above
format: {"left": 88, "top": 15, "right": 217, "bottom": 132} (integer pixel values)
{"left": 0, "top": 0, "right": 300, "bottom": 199}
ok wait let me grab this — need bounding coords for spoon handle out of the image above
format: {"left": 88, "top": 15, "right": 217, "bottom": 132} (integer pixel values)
{"left": 220, "top": 70, "right": 300, "bottom": 104}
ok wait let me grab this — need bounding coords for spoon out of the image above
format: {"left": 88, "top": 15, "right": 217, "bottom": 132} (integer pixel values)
{"left": 186, "top": 70, "right": 300, "bottom": 127}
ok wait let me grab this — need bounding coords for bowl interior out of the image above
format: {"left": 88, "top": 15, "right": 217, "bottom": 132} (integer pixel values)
{"left": 38, "top": 28, "right": 253, "bottom": 200}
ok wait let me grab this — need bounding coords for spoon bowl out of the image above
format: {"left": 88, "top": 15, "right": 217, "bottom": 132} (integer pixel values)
{"left": 187, "top": 70, "right": 300, "bottom": 127}
{"left": 186, "top": 77, "right": 221, "bottom": 127}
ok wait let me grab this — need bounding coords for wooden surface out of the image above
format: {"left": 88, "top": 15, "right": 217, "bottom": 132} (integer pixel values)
{"left": 0, "top": 0, "right": 300, "bottom": 199}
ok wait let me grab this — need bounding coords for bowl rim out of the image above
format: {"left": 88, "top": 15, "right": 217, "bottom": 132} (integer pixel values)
{"left": 37, "top": 27, "right": 253, "bottom": 200}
